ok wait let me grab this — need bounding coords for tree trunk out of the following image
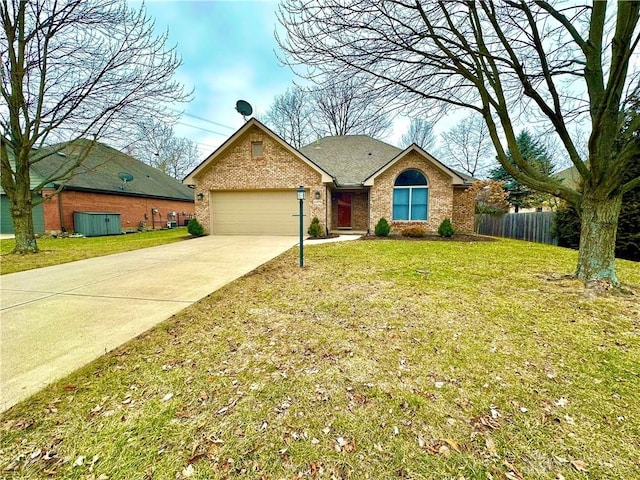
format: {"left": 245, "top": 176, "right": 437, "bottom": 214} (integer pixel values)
{"left": 575, "top": 193, "right": 622, "bottom": 288}
{"left": 11, "top": 197, "right": 39, "bottom": 254}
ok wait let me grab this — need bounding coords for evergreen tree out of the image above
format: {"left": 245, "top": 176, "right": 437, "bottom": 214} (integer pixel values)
{"left": 553, "top": 157, "right": 640, "bottom": 262}
{"left": 490, "top": 131, "right": 555, "bottom": 211}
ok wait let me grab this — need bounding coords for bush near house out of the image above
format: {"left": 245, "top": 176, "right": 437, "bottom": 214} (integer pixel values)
{"left": 374, "top": 218, "right": 391, "bottom": 237}
{"left": 437, "top": 218, "right": 455, "bottom": 238}
{"left": 307, "top": 217, "right": 324, "bottom": 238}
{"left": 401, "top": 225, "right": 427, "bottom": 237}
{"left": 187, "top": 218, "right": 205, "bottom": 237}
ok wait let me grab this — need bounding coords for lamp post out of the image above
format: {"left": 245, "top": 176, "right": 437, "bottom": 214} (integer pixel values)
{"left": 297, "top": 185, "right": 305, "bottom": 267}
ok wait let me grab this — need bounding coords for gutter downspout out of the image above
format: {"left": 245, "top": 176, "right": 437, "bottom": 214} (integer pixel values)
{"left": 367, "top": 186, "right": 371, "bottom": 235}
{"left": 325, "top": 184, "right": 329, "bottom": 237}
{"left": 58, "top": 190, "right": 66, "bottom": 232}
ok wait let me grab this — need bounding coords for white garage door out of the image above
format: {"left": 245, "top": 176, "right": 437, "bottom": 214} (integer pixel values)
{"left": 210, "top": 190, "right": 309, "bottom": 235}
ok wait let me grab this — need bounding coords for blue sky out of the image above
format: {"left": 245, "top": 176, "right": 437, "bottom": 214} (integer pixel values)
{"left": 128, "top": 0, "right": 304, "bottom": 157}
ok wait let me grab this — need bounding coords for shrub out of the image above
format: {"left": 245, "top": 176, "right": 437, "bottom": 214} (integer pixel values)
{"left": 401, "top": 226, "right": 427, "bottom": 237}
{"left": 551, "top": 203, "right": 580, "bottom": 250}
{"left": 187, "top": 218, "right": 205, "bottom": 237}
{"left": 307, "top": 217, "right": 324, "bottom": 238}
{"left": 437, "top": 218, "right": 455, "bottom": 238}
{"left": 552, "top": 196, "right": 640, "bottom": 262}
{"left": 374, "top": 218, "right": 391, "bottom": 237}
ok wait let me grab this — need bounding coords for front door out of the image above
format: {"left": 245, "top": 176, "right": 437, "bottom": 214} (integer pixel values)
{"left": 337, "top": 193, "right": 352, "bottom": 228}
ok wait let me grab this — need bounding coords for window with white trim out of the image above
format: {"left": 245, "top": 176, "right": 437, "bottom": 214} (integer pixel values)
{"left": 251, "top": 141, "right": 263, "bottom": 158}
{"left": 392, "top": 169, "right": 429, "bottom": 221}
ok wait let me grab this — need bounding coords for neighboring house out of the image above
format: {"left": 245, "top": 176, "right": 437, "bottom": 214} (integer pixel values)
{"left": 553, "top": 164, "right": 582, "bottom": 191}
{"left": 183, "top": 119, "right": 475, "bottom": 236}
{"left": 0, "top": 140, "right": 195, "bottom": 235}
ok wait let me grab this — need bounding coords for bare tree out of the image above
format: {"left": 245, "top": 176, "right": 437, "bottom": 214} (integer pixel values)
{"left": 131, "top": 121, "right": 201, "bottom": 180}
{"left": 1, "top": 0, "right": 190, "bottom": 253}
{"left": 263, "top": 86, "right": 313, "bottom": 148}
{"left": 467, "top": 179, "right": 510, "bottom": 232}
{"left": 439, "top": 115, "right": 495, "bottom": 178}
{"left": 311, "top": 78, "right": 392, "bottom": 139}
{"left": 277, "top": 1, "right": 640, "bottom": 288}
{"left": 401, "top": 118, "right": 436, "bottom": 150}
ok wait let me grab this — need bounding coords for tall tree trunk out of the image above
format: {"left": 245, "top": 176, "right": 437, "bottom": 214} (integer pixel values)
{"left": 575, "top": 193, "right": 622, "bottom": 288}
{"left": 11, "top": 195, "right": 38, "bottom": 254}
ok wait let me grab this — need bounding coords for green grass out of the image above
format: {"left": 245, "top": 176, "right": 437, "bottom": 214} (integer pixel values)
{"left": 1, "top": 239, "right": 639, "bottom": 479}
{"left": 0, "top": 228, "right": 190, "bottom": 275}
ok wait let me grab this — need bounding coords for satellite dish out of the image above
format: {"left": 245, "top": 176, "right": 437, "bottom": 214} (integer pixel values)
{"left": 235, "top": 100, "right": 253, "bottom": 121}
{"left": 118, "top": 172, "right": 134, "bottom": 190}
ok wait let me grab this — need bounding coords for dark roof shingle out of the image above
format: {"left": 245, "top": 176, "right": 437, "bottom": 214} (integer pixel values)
{"left": 300, "top": 135, "right": 474, "bottom": 186}
{"left": 300, "top": 136, "right": 402, "bottom": 186}
{"left": 31, "top": 139, "right": 194, "bottom": 202}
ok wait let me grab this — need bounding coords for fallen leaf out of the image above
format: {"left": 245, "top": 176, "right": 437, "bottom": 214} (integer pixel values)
{"left": 443, "top": 439, "right": 461, "bottom": 454}
{"left": 485, "top": 436, "right": 497, "bottom": 456}
{"left": 555, "top": 397, "right": 569, "bottom": 407}
{"left": 181, "top": 463, "right": 195, "bottom": 477}
{"left": 503, "top": 460, "right": 524, "bottom": 480}
{"left": 570, "top": 459, "right": 587, "bottom": 472}
{"left": 438, "top": 444, "right": 451, "bottom": 458}
{"left": 216, "top": 398, "right": 238, "bottom": 415}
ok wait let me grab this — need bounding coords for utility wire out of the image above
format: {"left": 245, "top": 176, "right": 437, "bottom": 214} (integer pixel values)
{"left": 175, "top": 121, "right": 230, "bottom": 136}
{"left": 169, "top": 108, "right": 236, "bottom": 130}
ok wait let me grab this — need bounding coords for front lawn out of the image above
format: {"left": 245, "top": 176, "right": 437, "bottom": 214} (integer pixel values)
{"left": 1, "top": 239, "right": 638, "bottom": 479}
{"left": 0, "top": 228, "right": 190, "bottom": 275}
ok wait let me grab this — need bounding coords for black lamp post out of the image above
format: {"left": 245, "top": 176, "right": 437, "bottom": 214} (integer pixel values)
{"left": 297, "top": 185, "right": 305, "bottom": 267}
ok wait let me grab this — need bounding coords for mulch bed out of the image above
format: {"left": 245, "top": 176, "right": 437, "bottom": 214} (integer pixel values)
{"left": 360, "top": 233, "right": 498, "bottom": 242}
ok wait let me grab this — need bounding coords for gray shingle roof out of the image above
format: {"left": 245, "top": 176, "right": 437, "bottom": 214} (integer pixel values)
{"left": 31, "top": 139, "right": 194, "bottom": 202}
{"left": 300, "top": 135, "right": 474, "bottom": 186}
{"left": 300, "top": 136, "right": 402, "bottom": 186}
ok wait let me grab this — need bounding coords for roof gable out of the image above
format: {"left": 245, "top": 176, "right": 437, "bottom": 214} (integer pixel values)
{"left": 31, "top": 139, "right": 194, "bottom": 201}
{"left": 183, "top": 118, "right": 333, "bottom": 184}
{"left": 363, "top": 144, "right": 471, "bottom": 186}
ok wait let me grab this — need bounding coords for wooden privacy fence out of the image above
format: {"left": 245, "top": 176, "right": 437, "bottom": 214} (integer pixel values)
{"left": 476, "top": 212, "right": 557, "bottom": 245}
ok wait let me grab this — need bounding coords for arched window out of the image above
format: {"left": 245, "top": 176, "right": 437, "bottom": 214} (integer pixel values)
{"left": 393, "top": 169, "right": 429, "bottom": 221}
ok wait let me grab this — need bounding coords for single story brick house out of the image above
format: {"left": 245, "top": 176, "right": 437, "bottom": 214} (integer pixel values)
{"left": 183, "top": 118, "right": 475, "bottom": 235}
{"left": 0, "top": 140, "right": 195, "bottom": 235}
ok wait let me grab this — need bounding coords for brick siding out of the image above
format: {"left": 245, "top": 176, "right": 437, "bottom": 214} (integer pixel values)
{"left": 42, "top": 189, "right": 194, "bottom": 233}
{"left": 193, "top": 126, "right": 474, "bottom": 235}
{"left": 194, "top": 125, "right": 325, "bottom": 234}
{"left": 370, "top": 152, "right": 465, "bottom": 233}
{"left": 452, "top": 186, "right": 475, "bottom": 233}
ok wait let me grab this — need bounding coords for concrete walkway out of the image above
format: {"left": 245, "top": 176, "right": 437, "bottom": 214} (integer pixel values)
{"left": 0, "top": 235, "right": 299, "bottom": 412}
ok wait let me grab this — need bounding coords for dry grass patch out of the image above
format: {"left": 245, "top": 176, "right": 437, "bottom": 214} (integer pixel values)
{"left": 1, "top": 239, "right": 639, "bottom": 479}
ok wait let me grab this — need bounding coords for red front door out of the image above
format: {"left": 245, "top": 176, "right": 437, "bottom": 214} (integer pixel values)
{"left": 337, "top": 193, "right": 352, "bottom": 228}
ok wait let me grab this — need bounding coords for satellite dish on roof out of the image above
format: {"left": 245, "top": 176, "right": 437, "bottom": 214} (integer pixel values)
{"left": 235, "top": 100, "right": 253, "bottom": 121}
{"left": 118, "top": 172, "right": 134, "bottom": 190}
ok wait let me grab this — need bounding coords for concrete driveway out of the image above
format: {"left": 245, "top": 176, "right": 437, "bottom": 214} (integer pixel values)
{"left": 0, "top": 235, "right": 298, "bottom": 412}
